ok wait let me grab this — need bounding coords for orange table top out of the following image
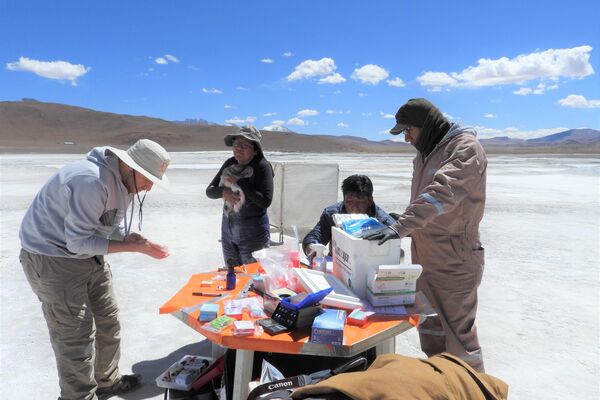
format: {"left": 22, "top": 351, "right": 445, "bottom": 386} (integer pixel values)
{"left": 159, "top": 263, "right": 419, "bottom": 356}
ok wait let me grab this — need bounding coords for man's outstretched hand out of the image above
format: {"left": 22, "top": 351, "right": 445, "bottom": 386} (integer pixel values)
{"left": 124, "top": 233, "right": 170, "bottom": 258}
{"left": 361, "top": 226, "right": 400, "bottom": 245}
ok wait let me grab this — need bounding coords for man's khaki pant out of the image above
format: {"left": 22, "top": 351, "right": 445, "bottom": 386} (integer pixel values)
{"left": 20, "top": 249, "right": 121, "bottom": 400}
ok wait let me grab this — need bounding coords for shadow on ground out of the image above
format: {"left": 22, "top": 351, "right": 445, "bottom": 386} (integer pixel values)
{"left": 111, "top": 341, "right": 213, "bottom": 399}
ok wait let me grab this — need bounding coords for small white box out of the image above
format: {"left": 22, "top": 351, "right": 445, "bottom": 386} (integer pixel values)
{"left": 332, "top": 227, "right": 402, "bottom": 298}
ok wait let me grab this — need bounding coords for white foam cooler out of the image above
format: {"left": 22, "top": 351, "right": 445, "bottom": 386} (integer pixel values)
{"left": 331, "top": 227, "right": 402, "bottom": 298}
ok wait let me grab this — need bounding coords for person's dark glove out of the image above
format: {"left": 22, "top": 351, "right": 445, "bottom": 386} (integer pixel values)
{"left": 361, "top": 226, "right": 400, "bottom": 245}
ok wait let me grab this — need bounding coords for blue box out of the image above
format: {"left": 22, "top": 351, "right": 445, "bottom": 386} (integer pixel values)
{"left": 199, "top": 303, "right": 219, "bottom": 322}
{"left": 310, "top": 309, "right": 346, "bottom": 345}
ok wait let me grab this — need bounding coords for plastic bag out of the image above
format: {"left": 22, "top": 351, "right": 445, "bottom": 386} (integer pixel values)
{"left": 252, "top": 247, "right": 302, "bottom": 291}
{"left": 341, "top": 217, "right": 385, "bottom": 237}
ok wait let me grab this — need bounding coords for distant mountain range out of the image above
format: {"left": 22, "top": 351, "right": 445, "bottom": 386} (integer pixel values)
{"left": 1, "top": 100, "right": 598, "bottom": 154}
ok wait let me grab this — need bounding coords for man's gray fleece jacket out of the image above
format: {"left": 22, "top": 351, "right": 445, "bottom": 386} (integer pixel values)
{"left": 19, "top": 147, "right": 133, "bottom": 259}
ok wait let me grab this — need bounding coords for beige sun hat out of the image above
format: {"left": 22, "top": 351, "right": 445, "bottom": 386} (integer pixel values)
{"left": 108, "top": 139, "right": 171, "bottom": 190}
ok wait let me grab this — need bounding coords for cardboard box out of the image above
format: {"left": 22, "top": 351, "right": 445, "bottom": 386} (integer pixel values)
{"left": 310, "top": 309, "right": 346, "bottom": 345}
{"left": 366, "top": 287, "right": 416, "bottom": 306}
{"left": 375, "top": 264, "right": 422, "bottom": 279}
{"left": 367, "top": 264, "right": 422, "bottom": 293}
{"left": 332, "top": 227, "right": 402, "bottom": 298}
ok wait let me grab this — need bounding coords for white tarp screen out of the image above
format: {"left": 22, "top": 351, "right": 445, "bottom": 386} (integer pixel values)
{"left": 268, "top": 162, "right": 339, "bottom": 241}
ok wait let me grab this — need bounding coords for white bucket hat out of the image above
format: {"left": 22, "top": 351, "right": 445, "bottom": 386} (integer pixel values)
{"left": 108, "top": 139, "right": 170, "bottom": 190}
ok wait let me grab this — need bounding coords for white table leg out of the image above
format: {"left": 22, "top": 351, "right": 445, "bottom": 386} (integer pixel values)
{"left": 375, "top": 336, "right": 396, "bottom": 355}
{"left": 232, "top": 349, "right": 254, "bottom": 400}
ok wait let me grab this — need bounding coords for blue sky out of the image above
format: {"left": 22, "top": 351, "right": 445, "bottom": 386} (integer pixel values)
{"left": 1, "top": 0, "right": 599, "bottom": 140}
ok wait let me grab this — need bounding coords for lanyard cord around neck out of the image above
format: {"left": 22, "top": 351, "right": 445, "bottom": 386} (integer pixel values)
{"left": 126, "top": 171, "right": 147, "bottom": 235}
{"left": 133, "top": 172, "right": 147, "bottom": 231}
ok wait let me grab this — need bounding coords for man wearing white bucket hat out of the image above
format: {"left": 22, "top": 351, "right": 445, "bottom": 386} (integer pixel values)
{"left": 19, "top": 139, "right": 170, "bottom": 400}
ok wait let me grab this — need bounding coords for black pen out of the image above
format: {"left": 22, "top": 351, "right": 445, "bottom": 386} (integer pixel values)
{"left": 192, "top": 292, "right": 222, "bottom": 297}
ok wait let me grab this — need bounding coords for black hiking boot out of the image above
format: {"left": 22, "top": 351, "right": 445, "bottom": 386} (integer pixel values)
{"left": 96, "top": 374, "right": 142, "bottom": 399}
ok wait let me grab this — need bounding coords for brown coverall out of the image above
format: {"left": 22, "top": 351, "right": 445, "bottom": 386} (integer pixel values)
{"left": 391, "top": 125, "right": 487, "bottom": 372}
{"left": 292, "top": 353, "right": 507, "bottom": 400}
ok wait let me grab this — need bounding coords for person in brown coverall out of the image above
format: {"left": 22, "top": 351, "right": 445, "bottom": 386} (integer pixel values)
{"left": 363, "top": 98, "right": 487, "bottom": 372}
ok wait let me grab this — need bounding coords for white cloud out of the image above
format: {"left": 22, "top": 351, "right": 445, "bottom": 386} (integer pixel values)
{"left": 6, "top": 56, "right": 90, "bottom": 86}
{"left": 558, "top": 94, "right": 600, "bottom": 108}
{"left": 202, "top": 88, "right": 223, "bottom": 94}
{"left": 326, "top": 109, "right": 343, "bottom": 114}
{"left": 475, "top": 125, "right": 570, "bottom": 140}
{"left": 533, "top": 82, "right": 558, "bottom": 95}
{"left": 263, "top": 112, "right": 277, "bottom": 117}
{"left": 224, "top": 104, "right": 233, "bottom": 109}
{"left": 427, "top": 86, "right": 445, "bottom": 93}
{"left": 389, "top": 136, "right": 407, "bottom": 142}
{"left": 236, "top": 86, "right": 248, "bottom": 91}
{"left": 287, "top": 57, "right": 337, "bottom": 81}
{"left": 337, "top": 122, "right": 349, "bottom": 128}
{"left": 318, "top": 73, "right": 346, "bottom": 84}
{"left": 260, "top": 58, "right": 274, "bottom": 64}
{"left": 443, "top": 112, "right": 454, "bottom": 121}
{"left": 515, "top": 82, "right": 560, "bottom": 96}
{"left": 263, "top": 119, "right": 291, "bottom": 131}
{"left": 386, "top": 77, "right": 406, "bottom": 87}
{"left": 358, "top": 92, "right": 367, "bottom": 97}
{"left": 418, "top": 45, "right": 594, "bottom": 90}
{"left": 351, "top": 64, "right": 389, "bottom": 85}
{"left": 225, "top": 116, "right": 256, "bottom": 125}
{"left": 156, "top": 54, "right": 180, "bottom": 65}
{"left": 484, "top": 113, "right": 497, "bottom": 119}
{"left": 297, "top": 109, "right": 319, "bottom": 117}
{"left": 283, "top": 51, "right": 293, "bottom": 57}
{"left": 263, "top": 124, "right": 289, "bottom": 132}
{"left": 380, "top": 112, "right": 395, "bottom": 119}
{"left": 513, "top": 87, "right": 533, "bottom": 96}
{"left": 417, "top": 72, "right": 458, "bottom": 90}
{"left": 225, "top": 117, "right": 245, "bottom": 125}
{"left": 287, "top": 117, "right": 306, "bottom": 126}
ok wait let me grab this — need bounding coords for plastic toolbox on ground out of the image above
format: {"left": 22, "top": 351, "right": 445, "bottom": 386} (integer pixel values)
{"left": 156, "top": 355, "right": 214, "bottom": 391}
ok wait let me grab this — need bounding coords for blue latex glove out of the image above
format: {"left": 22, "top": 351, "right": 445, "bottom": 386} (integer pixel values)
{"left": 361, "top": 226, "right": 400, "bottom": 245}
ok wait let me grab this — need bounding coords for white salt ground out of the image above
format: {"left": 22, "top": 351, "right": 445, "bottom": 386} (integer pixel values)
{"left": 1, "top": 152, "right": 598, "bottom": 399}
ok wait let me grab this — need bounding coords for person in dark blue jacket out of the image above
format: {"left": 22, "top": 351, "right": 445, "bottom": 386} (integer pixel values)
{"left": 206, "top": 126, "right": 274, "bottom": 267}
{"left": 302, "top": 174, "right": 395, "bottom": 259}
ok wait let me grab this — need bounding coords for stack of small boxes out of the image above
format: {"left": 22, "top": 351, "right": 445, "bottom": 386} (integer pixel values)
{"left": 366, "top": 264, "right": 422, "bottom": 306}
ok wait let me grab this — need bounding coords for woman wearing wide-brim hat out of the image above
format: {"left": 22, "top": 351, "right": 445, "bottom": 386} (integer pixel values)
{"left": 206, "top": 126, "right": 274, "bottom": 267}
